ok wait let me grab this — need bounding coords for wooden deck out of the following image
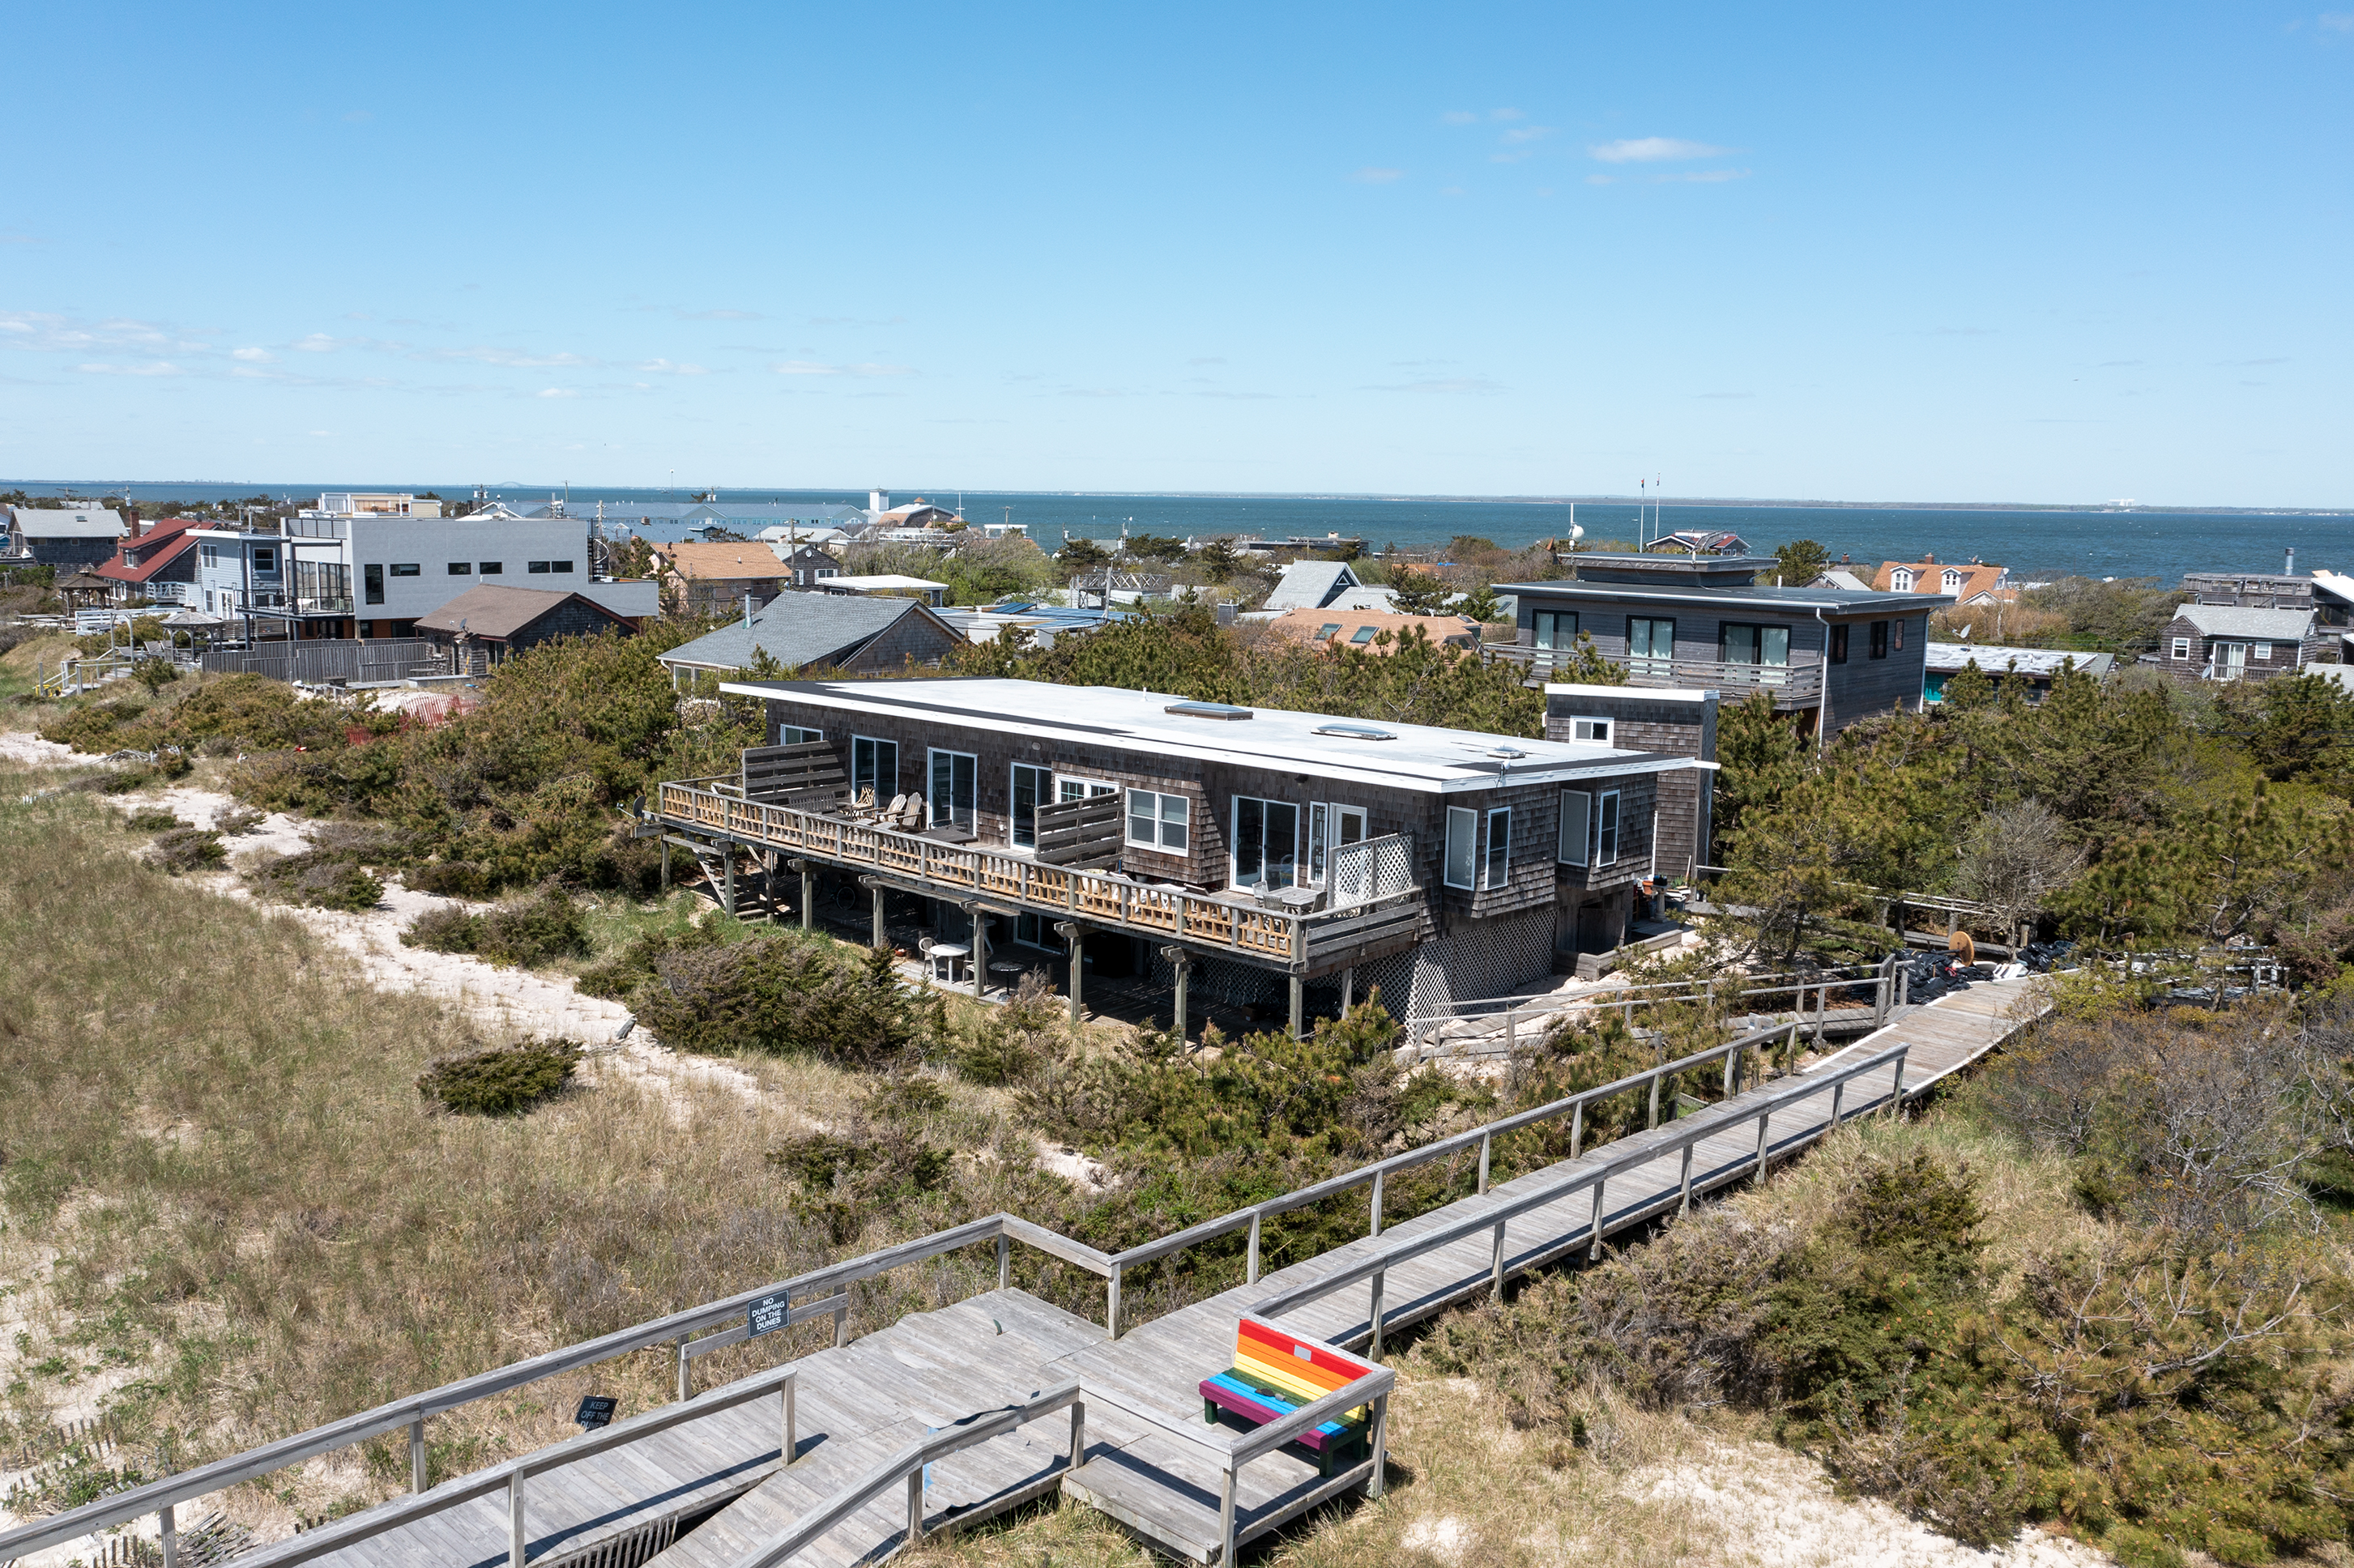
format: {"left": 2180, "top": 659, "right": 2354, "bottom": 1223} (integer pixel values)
{"left": 181, "top": 978, "right": 2052, "bottom": 1568}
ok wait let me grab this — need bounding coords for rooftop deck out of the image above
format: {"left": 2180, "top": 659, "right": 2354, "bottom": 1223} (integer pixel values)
{"left": 1482, "top": 644, "right": 1825, "bottom": 706}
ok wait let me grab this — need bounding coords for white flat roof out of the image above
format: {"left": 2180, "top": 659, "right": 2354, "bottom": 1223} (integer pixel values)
{"left": 718, "top": 677, "right": 1698, "bottom": 794}
{"left": 821, "top": 574, "right": 949, "bottom": 590}
{"left": 1543, "top": 681, "right": 1716, "bottom": 703}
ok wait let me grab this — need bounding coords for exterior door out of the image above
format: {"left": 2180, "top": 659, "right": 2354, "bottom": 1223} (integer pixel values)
{"left": 1233, "top": 796, "right": 1300, "bottom": 889}
{"left": 929, "top": 750, "right": 977, "bottom": 829}
{"left": 1306, "top": 803, "right": 1369, "bottom": 887}
{"left": 2217, "top": 641, "right": 2248, "bottom": 678}
{"left": 1010, "top": 763, "right": 1050, "bottom": 847}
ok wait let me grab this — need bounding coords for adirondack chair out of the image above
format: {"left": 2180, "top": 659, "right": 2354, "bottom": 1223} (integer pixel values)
{"left": 1199, "top": 1318, "right": 1374, "bottom": 1476}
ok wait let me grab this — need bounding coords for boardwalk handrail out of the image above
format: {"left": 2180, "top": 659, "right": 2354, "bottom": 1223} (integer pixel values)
{"left": 1402, "top": 961, "right": 1880, "bottom": 1024}
{"left": 1247, "top": 1042, "right": 1913, "bottom": 1353}
{"left": 201, "top": 1361, "right": 800, "bottom": 1568}
{"left": 0, "top": 1013, "right": 1904, "bottom": 1559}
{"left": 735, "top": 1383, "right": 1087, "bottom": 1568}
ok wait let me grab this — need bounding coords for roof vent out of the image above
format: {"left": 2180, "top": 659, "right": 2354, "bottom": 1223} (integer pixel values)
{"left": 1313, "top": 722, "right": 1397, "bottom": 740}
{"left": 1166, "top": 701, "right": 1252, "bottom": 720}
{"left": 1487, "top": 746, "right": 1529, "bottom": 761}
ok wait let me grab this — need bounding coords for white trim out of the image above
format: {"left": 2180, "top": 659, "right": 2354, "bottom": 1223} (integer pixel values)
{"left": 778, "top": 725, "right": 823, "bottom": 746}
{"left": 1230, "top": 795, "right": 1301, "bottom": 889}
{"left": 1482, "top": 807, "right": 1511, "bottom": 890}
{"left": 1567, "top": 715, "right": 1613, "bottom": 744}
{"left": 1125, "top": 786, "right": 1191, "bottom": 854}
{"left": 850, "top": 734, "right": 898, "bottom": 800}
{"left": 1009, "top": 761, "right": 1051, "bottom": 850}
{"left": 1594, "top": 790, "right": 1622, "bottom": 868}
{"left": 927, "top": 747, "right": 977, "bottom": 829}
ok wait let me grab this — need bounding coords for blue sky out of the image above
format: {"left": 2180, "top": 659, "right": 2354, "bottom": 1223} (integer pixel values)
{"left": 2, "top": 1, "right": 2348, "bottom": 505}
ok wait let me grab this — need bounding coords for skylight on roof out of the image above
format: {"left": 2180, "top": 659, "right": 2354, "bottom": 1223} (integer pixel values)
{"left": 1312, "top": 722, "right": 1397, "bottom": 740}
{"left": 1165, "top": 701, "right": 1253, "bottom": 720}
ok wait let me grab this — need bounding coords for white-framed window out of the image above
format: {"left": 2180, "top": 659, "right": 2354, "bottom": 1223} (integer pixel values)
{"left": 1055, "top": 774, "right": 1116, "bottom": 803}
{"left": 1307, "top": 802, "right": 1368, "bottom": 884}
{"left": 2254, "top": 641, "right": 2273, "bottom": 660}
{"left": 1569, "top": 716, "right": 1612, "bottom": 744}
{"left": 1483, "top": 807, "right": 1511, "bottom": 890}
{"left": 2172, "top": 637, "right": 2190, "bottom": 660}
{"left": 1558, "top": 790, "right": 1591, "bottom": 867}
{"left": 929, "top": 748, "right": 977, "bottom": 829}
{"left": 1233, "top": 796, "right": 1300, "bottom": 888}
{"left": 1127, "top": 788, "right": 1190, "bottom": 853}
{"left": 251, "top": 547, "right": 276, "bottom": 573}
{"left": 1891, "top": 568, "right": 1915, "bottom": 591}
{"left": 1594, "top": 790, "right": 1622, "bottom": 867}
{"left": 199, "top": 543, "right": 220, "bottom": 568}
{"left": 778, "top": 725, "right": 822, "bottom": 745}
{"left": 1532, "top": 609, "right": 1578, "bottom": 650}
{"left": 1011, "top": 762, "right": 1051, "bottom": 849}
{"left": 1941, "top": 568, "right": 1962, "bottom": 592}
{"left": 1444, "top": 806, "right": 1478, "bottom": 890}
{"left": 851, "top": 735, "right": 898, "bottom": 800}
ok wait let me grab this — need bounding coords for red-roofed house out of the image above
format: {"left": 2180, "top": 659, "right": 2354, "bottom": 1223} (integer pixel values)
{"left": 95, "top": 515, "right": 207, "bottom": 606}
{"left": 1871, "top": 555, "right": 2012, "bottom": 605}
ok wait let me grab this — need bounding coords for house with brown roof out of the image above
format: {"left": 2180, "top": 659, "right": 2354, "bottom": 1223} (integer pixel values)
{"left": 1265, "top": 607, "right": 1478, "bottom": 654}
{"left": 655, "top": 541, "right": 790, "bottom": 615}
{"left": 95, "top": 515, "right": 207, "bottom": 606}
{"left": 414, "top": 585, "right": 642, "bottom": 671}
{"left": 1872, "top": 555, "right": 2011, "bottom": 604}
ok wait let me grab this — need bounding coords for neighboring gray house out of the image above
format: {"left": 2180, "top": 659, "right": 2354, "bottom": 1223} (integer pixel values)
{"left": 3, "top": 506, "right": 126, "bottom": 567}
{"left": 1263, "top": 560, "right": 1364, "bottom": 612}
{"left": 2157, "top": 603, "right": 2332, "bottom": 684}
{"left": 658, "top": 590, "right": 966, "bottom": 682}
{"left": 1921, "top": 643, "right": 2115, "bottom": 706}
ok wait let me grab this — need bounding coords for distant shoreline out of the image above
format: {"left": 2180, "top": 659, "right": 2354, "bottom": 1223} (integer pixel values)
{"left": 2, "top": 480, "right": 2345, "bottom": 518}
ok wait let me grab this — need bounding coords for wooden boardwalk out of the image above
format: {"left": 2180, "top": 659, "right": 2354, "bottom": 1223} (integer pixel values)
{"left": 139, "top": 978, "right": 2051, "bottom": 1568}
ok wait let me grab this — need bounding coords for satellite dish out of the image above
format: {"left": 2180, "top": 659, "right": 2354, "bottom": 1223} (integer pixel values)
{"left": 1568, "top": 524, "right": 1584, "bottom": 541}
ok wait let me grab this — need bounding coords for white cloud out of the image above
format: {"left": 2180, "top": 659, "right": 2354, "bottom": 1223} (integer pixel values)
{"left": 295, "top": 333, "right": 350, "bottom": 352}
{"left": 1490, "top": 108, "right": 1524, "bottom": 121}
{"left": 1362, "top": 376, "right": 1505, "bottom": 395}
{"left": 430, "top": 346, "right": 595, "bottom": 368}
{"left": 1586, "top": 173, "right": 1615, "bottom": 185}
{"left": 1656, "top": 168, "right": 1751, "bottom": 183}
{"left": 1351, "top": 166, "right": 1405, "bottom": 184}
{"left": 232, "top": 347, "right": 273, "bottom": 362}
{"left": 1499, "top": 126, "right": 1553, "bottom": 145}
{"left": 1439, "top": 109, "right": 1478, "bottom": 125}
{"left": 1589, "top": 136, "right": 1734, "bottom": 164}
{"left": 535, "top": 387, "right": 578, "bottom": 398}
{"left": 637, "top": 358, "right": 709, "bottom": 375}
{"left": 77, "top": 360, "right": 183, "bottom": 377}
{"left": 678, "top": 308, "right": 761, "bottom": 321}
{"left": 2321, "top": 11, "right": 2354, "bottom": 29}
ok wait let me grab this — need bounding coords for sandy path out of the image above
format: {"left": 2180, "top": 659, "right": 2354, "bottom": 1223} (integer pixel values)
{"left": 0, "top": 731, "right": 76, "bottom": 767}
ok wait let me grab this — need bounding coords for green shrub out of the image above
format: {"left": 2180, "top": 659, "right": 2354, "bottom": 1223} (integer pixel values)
{"left": 133, "top": 656, "right": 180, "bottom": 692}
{"left": 416, "top": 1040, "right": 581, "bottom": 1115}
{"left": 245, "top": 849, "right": 386, "bottom": 911}
{"left": 400, "top": 886, "right": 591, "bottom": 968}
{"left": 150, "top": 828, "right": 225, "bottom": 875}
{"left": 124, "top": 808, "right": 181, "bottom": 832}
{"left": 214, "top": 807, "right": 264, "bottom": 836}
{"left": 629, "top": 934, "right": 923, "bottom": 1067}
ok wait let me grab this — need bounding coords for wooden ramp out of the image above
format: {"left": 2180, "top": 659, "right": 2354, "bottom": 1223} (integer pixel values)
{"left": 168, "top": 978, "right": 2050, "bottom": 1568}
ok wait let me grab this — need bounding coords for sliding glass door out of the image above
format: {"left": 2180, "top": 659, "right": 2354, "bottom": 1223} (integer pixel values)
{"left": 1232, "top": 796, "right": 1300, "bottom": 889}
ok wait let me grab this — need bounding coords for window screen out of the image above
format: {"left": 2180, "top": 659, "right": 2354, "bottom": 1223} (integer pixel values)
{"left": 1444, "top": 807, "right": 1478, "bottom": 889}
{"left": 1483, "top": 808, "right": 1511, "bottom": 890}
{"left": 1559, "top": 790, "right": 1591, "bottom": 866}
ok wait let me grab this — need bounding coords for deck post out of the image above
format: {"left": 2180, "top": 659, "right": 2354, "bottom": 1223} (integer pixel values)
{"left": 1830, "top": 1081, "right": 1845, "bottom": 1128}
{"left": 160, "top": 1503, "right": 177, "bottom": 1568}
{"left": 1588, "top": 1181, "right": 1606, "bottom": 1261}
{"left": 1899, "top": 966, "right": 1910, "bottom": 1008}
{"left": 676, "top": 1333, "right": 691, "bottom": 1401}
{"left": 660, "top": 837, "right": 670, "bottom": 893}
{"left": 996, "top": 1234, "right": 1011, "bottom": 1291}
{"left": 509, "top": 1470, "right": 526, "bottom": 1568}
{"left": 1477, "top": 1131, "right": 1492, "bottom": 1195}
{"left": 1219, "top": 1466, "right": 1239, "bottom": 1565}
{"left": 1288, "top": 973, "right": 1303, "bottom": 1039}
{"left": 1107, "top": 1262, "right": 1123, "bottom": 1337}
{"left": 1721, "top": 1045, "right": 1736, "bottom": 1098}
{"left": 1367, "top": 1391, "right": 1389, "bottom": 1499}
{"left": 1370, "top": 1169, "right": 1384, "bottom": 1237}
{"left": 1342, "top": 965, "right": 1355, "bottom": 1012}
{"left": 723, "top": 847, "right": 736, "bottom": 918}
{"left": 784, "top": 1379, "right": 797, "bottom": 1466}
{"left": 906, "top": 1468, "right": 923, "bottom": 1542}
{"left": 964, "top": 900, "right": 987, "bottom": 999}
{"left": 870, "top": 881, "right": 886, "bottom": 949}
{"left": 1755, "top": 1110, "right": 1771, "bottom": 1175}
{"left": 1503, "top": 1006, "right": 1516, "bottom": 1057}
{"left": 1162, "top": 946, "right": 1190, "bottom": 1043}
{"left": 1785, "top": 1020, "right": 1798, "bottom": 1076}
{"left": 1570, "top": 1101, "right": 1584, "bottom": 1158}
{"left": 791, "top": 859, "right": 812, "bottom": 931}
{"left": 1889, "top": 1054, "right": 1907, "bottom": 1118}
{"left": 1055, "top": 921, "right": 1084, "bottom": 1025}
{"left": 1648, "top": 1070, "right": 1663, "bottom": 1130}
{"left": 1369, "top": 1268, "right": 1386, "bottom": 1358}
{"left": 1490, "top": 1219, "right": 1507, "bottom": 1298}
{"left": 409, "top": 1416, "right": 428, "bottom": 1493}
{"left": 1678, "top": 1144, "right": 1694, "bottom": 1215}
{"left": 834, "top": 1292, "right": 850, "bottom": 1347}
{"left": 1247, "top": 1212, "right": 1261, "bottom": 1284}
{"left": 1069, "top": 1400, "right": 1086, "bottom": 1470}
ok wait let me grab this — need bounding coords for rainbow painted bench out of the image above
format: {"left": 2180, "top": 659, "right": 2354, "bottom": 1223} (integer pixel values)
{"left": 1198, "top": 1318, "right": 1374, "bottom": 1476}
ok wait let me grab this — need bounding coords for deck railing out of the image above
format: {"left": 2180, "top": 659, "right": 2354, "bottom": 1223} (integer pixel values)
{"left": 1482, "top": 644, "right": 1824, "bottom": 702}
{"left": 655, "top": 778, "right": 1418, "bottom": 965}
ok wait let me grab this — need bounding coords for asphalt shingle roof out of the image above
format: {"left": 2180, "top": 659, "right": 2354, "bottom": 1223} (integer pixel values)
{"left": 658, "top": 591, "right": 941, "bottom": 671}
{"left": 2176, "top": 603, "right": 2316, "bottom": 639}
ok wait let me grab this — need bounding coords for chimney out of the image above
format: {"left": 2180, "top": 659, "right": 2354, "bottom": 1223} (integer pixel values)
{"left": 2286, "top": 546, "right": 2296, "bottom": 577}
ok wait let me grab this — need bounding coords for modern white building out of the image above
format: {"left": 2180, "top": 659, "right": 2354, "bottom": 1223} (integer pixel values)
{"left": 191, "top": 493, "right": 656, "bottom": 641}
